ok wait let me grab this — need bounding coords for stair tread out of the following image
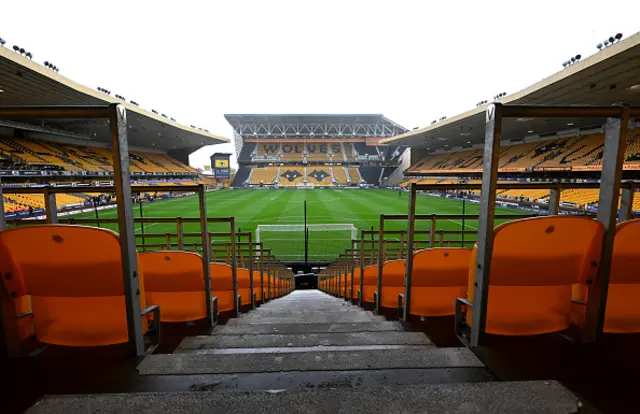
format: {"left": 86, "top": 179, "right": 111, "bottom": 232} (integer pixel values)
{"left": 211, "top": 321, "right": 403, "bottom": 335}
{"left": 27, "top": 381, "right": 581, "bottom": 413}
{"left": 137, "top": 347, "right": 482, "bottom": 375}
{"left": 177, "top": 331, "right": 431, "bottom": 350}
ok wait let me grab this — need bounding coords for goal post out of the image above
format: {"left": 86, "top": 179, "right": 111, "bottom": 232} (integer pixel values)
{"left": 256, "top": 223, "right": 357, "bottom": 262}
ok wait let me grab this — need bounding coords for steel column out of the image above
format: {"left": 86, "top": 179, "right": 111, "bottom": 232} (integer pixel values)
{"left": 619, "top": 184, "right": 635, "bottom": 222}
{"left": 584, "top": 105, "right": 630, "bottom": 343}
{"left": 375, "top": 216, "right": 385, "bottom": 313}
{"left": 403, "top": 184, "right": 417, "bottom": 323}
{"left": 176, "top": 217, "right": 184, "bottom": 250}
{"left": 43, "top": 187, "right": 58, "bottom": 224}
{"left": 109, "top": 104, "right": 145, "bottom": 356}
{"left": 548, "top": 187, "right": 560, "bottom": 216}
{"left": 359, "top": 233, "right": 365, "bottom": 306}
{"left": 197, "top": 185, "right": 215, "bottom": 326}
{"left": 230, "top": 218, "right": 239, "bottom": 315}
{"left": 0, "top": 178, "right": 4, "bottom": 231}
{"left": 470, "top": 103, "right": 503, "bottom": 347}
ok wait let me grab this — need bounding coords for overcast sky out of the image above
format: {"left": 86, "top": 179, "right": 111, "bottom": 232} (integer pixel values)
{"left": 3, "top": 1, "right": 639, "bottom": 169}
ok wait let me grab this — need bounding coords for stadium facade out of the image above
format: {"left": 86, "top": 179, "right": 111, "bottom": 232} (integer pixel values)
{"left": 387, "top": 30, "right": 640, "bottom": 215}
{"left": 225, "top": 114, "right": 409, "bottom": 187}
{"left": 0, "top": 44, "right": 229, "bottom": 218}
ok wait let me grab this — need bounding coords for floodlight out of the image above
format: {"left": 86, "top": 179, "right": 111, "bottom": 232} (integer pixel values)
{"left": 12, "top": 45, "right": 19, "bottom": 52}
{"left": 596, "top": 43, "right": 603, "bottom": 50}
{"left": 575, "top": 54, "right": 581, "bottom": 60}
{"left": 609, "top": 36, "right": 614, "bottom": 44}
{"left": 615, "top": 33, "right": 622, "bottom": 41}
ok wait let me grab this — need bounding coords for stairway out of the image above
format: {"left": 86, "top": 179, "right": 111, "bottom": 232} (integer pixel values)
{"left": 29, "top": 290, "right": 581, "bottom": 412}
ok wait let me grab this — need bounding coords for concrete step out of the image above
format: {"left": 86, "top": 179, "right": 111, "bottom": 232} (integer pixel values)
{"left": 137, "top": 347, "right": 482, "bottom": 375}
{"left": 28, "top": 381, "right": 582, "bottom": 413}
{"left": 228, "top": 314, "right": 385, "bottom": 325}
{"left": 211, "top": 321, "right": 404, "bottom": 335}
{"left": 177, "top": 331, "right": 431, "bottom": 351}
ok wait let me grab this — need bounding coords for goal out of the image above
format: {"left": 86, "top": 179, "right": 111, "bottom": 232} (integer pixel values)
{"left": 256, "top": 224, "right": 358, "bottom": 262}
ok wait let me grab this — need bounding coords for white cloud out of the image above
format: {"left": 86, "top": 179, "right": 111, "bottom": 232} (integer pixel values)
{"left": 2, "top": 0, "right": 639, "bottom": 169}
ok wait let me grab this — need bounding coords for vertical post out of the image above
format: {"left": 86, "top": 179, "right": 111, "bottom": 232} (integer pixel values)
{"left": 139, "top": 199, "right": 145, "bottom": 249}
{"left": 249, "top": 234, "right": 255, "bottom": 309}
{"left": 0, "top": 177, "right": 5, "bottom": 231}
{"left": 350, "top": 254, "right": 356, "bottom": 301}
{"left": 461, "top": 198, "right": 466, "bottom": 245}
{"left": 619, "top": 184, "right": 634, "bottom": 222}
{"left": 429, "top": 215, "right": 436, "bottom": 248}
{"left": 470, "top": 103, "right": 503, "bottom": 347}
{"left": 165, "top": 233, "right": 171, "bottom": 250}
{"left": 198, "top": 185, "right": 214, "bottom": 326}
{"left": 400, "top": 230, "right": 405, "bottom": 259}
{"left": 267, "top": 264, "right": 272, "bottom": 301}
{"left": 260, "top": 248, "right": 265, "bottom": 303}
{"left": 376, "top": 215, "right": 385, "bottom": 314}
{"left": 548, "top": 186, "right": 560, "bottom": 216}
{"left": 584, "top": 105, "right": 630, "bottom": 343}
{"left": 176, "top": 216, "right": 184, "bottom": 250}
{"left": 230, "top": 218, "right": 239, "bottom": 316}
{"left": 304, "top": 200, "right": 308, "bottom": 264}
{"left": 43, "top": 187, "right": 58, "bottom": 224}
{"left": 344, "top": 261, "right": 349, "bottom": 299}
{"left": 403, "top": 184, "right": 417, "bottom": 323}
{"left": 109, "top": 103, "right": 144, "bottom": 356}
{"left": 359, "top": 232, "right": 365, "bottom": 306}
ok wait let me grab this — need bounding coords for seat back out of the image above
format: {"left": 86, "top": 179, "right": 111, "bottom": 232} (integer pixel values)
{"left": 210, "top": 262, "right": 234, "bottom": 312}
{"left": 237, "top": 268, "right": 252, "bottom": 304}
{"left": 0, "top": 225, "right": 147, "bottom": 347}
{"left": 253, "top": 270, "right": 264, "bottom": 301}
{"left": 362, "top": 265, "right": 378, "bottom": 303}
{"left": 468, "top": 216, "right": 604, "bottom": 335}
{"left": 605, "top": 220, "right": 640, "bottom": 333}
{"left": 380, "top": 259, "right": 405, "bottom": 309}
{"left": 140, "top": 251, "right": 207, "bottom": 322}
{"left": 410, "top": 248, "right": 471, "bottom": 316}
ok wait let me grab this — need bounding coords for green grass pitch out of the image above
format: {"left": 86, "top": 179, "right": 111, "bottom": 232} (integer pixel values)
{"left": 71, "top": 188, "right": 525, "bottom": 261}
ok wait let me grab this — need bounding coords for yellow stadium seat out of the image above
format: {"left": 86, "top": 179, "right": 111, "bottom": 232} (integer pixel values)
{"left": 0, "top": 225, "right": 158, "bottom": 348}
{"left": 465, "top": 216, "right": 604, "bottom": 336}
{"left": 410, "top": 248, "right": 471, "bottom": 317}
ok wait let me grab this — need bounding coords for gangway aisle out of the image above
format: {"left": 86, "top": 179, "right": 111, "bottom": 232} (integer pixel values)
{"left": 29, "top": 290, "right": 582, "bottom": 413}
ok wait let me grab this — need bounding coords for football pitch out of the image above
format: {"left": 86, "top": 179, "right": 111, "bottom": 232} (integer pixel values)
{"left": 72, "top": 188, "right": 525, "bottom": 261}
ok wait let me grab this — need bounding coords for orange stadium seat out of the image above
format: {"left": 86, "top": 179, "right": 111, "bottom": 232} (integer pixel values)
{"left": 603, "top": 220, "right": 640, "bottom": 333}
{"left": 237, "top": 268, "right": 252, "bottom": 306}
{"left": 0, "top": 225, "right": 157, "bottom": 348}
{"left": 140, "top": 251, "right": 216, "bottom": 323}
{"left": 378, "top": 259, "right": 405, "bottom": 310}
{"left": 572, "top": 220, "right": 640, "bottom": 333}
{"left": 253, "top": 270, "right": 264, "bottom": 302}
{"left": 410, "top": 248, "right": 471, "bottom": 317}
{"left": 362, "top": 265, "right": 378, "bottom": 303}
{"left": 210, "top": 262, "right": 236, "bottom": 312}
{"left": 465, "top": 216, "right": 604, "bottom": 336}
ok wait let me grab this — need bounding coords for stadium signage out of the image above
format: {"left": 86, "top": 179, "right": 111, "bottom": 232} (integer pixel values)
{"left": 264, "top": 143, "right": 342, "bottom": 154}
{"left": 211, "top": 153, "right": 231, "bottom": 179}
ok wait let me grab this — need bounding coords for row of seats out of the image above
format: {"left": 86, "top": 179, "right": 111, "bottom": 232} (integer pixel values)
{"left": 1, "top": 225, "right": 292, "bottom": 349}
{"left": 0, "top": 137, "right": 196, "bottom": 174}
{"left": 408, "top": 130, "right": 640, "bottom": 173}
{"left": 321, "top": 216, "right": 640, "bottom": 336}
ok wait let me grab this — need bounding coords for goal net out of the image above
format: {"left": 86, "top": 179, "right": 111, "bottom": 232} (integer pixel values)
{"left": 256, "top": 224, "right": 358, "bottom": 262}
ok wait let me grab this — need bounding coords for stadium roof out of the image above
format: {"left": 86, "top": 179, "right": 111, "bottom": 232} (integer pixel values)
{"left": 225, "top": 114, "right": 407, "bottom": 138}
{"left": 0, "top": 47, "right": 230, "bottom": 151}
{"left": 382, "top": 31, "right": 640, "bottom": 152}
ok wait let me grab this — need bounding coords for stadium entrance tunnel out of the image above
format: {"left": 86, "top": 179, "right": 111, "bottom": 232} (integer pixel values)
{"left": 294, "top": 273, "right": 318, "bottom": 290}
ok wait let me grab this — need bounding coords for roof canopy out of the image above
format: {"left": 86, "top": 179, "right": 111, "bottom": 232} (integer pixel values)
{"left": 382, "top": 31, "right": 640, "bottom": 152}
{"left": 0, "top": 47, "right": 229, "bottom": 151}
{"left": 225, "top": 114, "right": 407, "bottom": 139}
